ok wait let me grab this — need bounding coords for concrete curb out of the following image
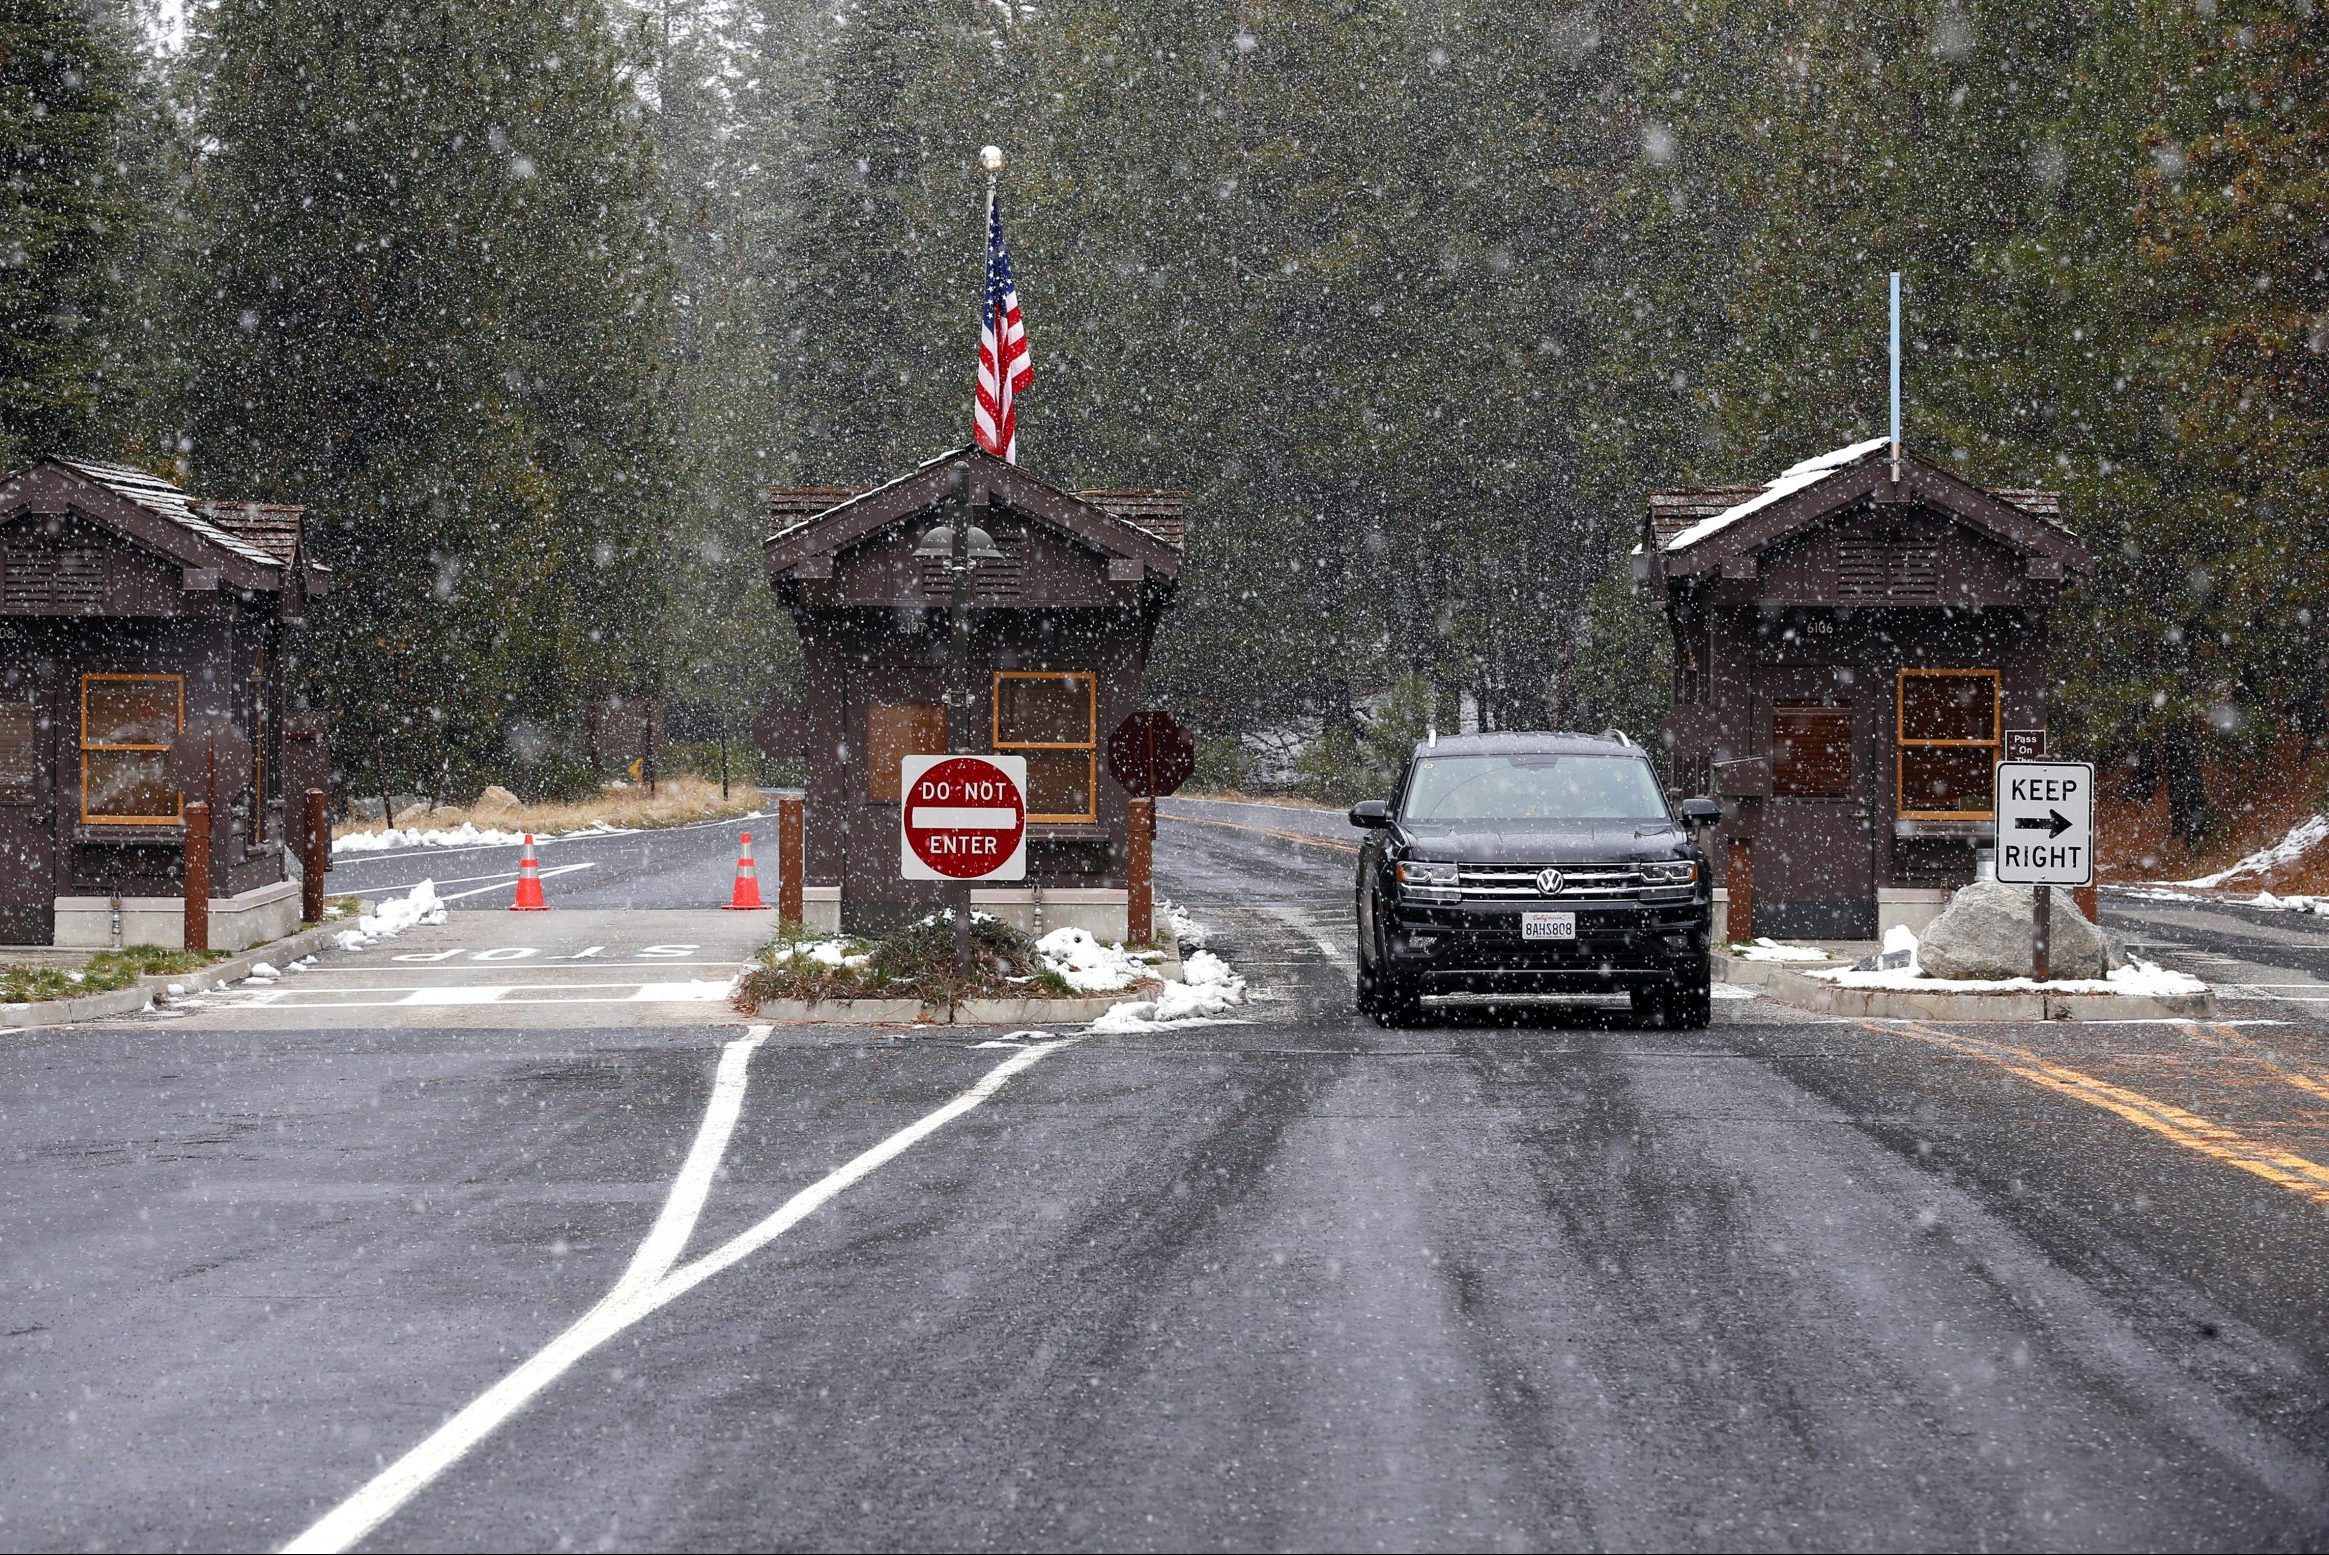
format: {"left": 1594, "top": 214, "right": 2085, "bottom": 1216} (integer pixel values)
{"left": 755, "top": 991, "right": 1136, "bottom": 1026}
{"left": 1, "top": 910, "right": 374, "bottom": 1033}
{"left": 1718, "top": 951, "right": 2217, "bottom": 1022}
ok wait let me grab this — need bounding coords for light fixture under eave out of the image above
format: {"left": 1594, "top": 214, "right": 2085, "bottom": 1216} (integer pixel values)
{"left": 913, "top": 523, "right": 1005, "bottom": 562}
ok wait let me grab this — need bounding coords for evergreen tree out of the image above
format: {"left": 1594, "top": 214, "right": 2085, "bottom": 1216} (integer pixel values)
{"left": 181, "top": 0, "right": 676, "bottom": 798}
{"left": 0, "top": 0, "right": 142, "bottom": 467}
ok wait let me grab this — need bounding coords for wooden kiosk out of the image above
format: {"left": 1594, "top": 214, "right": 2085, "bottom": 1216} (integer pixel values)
{"left": 1639, "top": 439, "right": 2092, "bottom": 940}
{"left": 0, "top": 459, "right": 328, "bottom": 949}
{"left": 763, "top": 446, "right": 1184, "bottom": 936}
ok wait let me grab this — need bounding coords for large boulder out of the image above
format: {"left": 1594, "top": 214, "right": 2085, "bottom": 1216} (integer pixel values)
{"left": 471, "top": 784, "right": 524, "bottom": 821}
{"left": 1918, "top": 879, "right": 2112, "bottom": 980}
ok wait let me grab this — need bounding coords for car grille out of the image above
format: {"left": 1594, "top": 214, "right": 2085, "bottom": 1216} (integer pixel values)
{"left": 1453, "top": 864, "right": 1690, "bottom": 902}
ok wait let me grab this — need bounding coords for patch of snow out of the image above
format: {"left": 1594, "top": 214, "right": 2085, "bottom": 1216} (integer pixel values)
{"left": 1088, "top": 948, "right": 1249, "bottom": 1032}
{"left": 1165, "top": 900, "right": 1209, "bottom": 950}
{"left": 331, "top": 880, "right": 448, "bottom": 950}
{"left": 1732, "top": 937, "right": 1831, "bottom": 962}
{"left": 1036, "top": 926, "right": 1151, "bottom": 993}
{"left": 1663, "top": 436, "right": 1890, "bottom": 552}
{"left": 165, "top": 983, "right": 183, "bottom": 996}
{"left": 1711, "top": 984, "right": 1759, "bottom": 1001}
{"left": 1810, "top": 956, "right": 2205, "bottom": 996}
{"left": 333, "top": 818, "right": 648, "bottom": 854}
{"left": 2179, "top": 814, "right": 2329, "bottom": 888}
{"left": 2247, "top": 890, "right": 2329, "bottom": 915}
{"left": 250, "top": 962, "right": 280, "bottom": 978}
{"left": 770, "top": 938, "right": 870, "bottom": 969}
{"left": 334, "top": 821, "right": 530, "bottom": 853}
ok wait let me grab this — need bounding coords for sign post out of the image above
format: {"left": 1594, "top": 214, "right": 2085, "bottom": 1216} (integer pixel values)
{"left": 1994, "top": 759, "right": 2094, "bottom": 981}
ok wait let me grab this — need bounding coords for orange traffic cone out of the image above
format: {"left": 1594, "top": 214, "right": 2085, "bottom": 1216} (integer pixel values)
{"left": 725, "top": 830, "right": 769, "bottom": 910}
{"left": 509, "top": 834, "right": 550, "bottom": 911}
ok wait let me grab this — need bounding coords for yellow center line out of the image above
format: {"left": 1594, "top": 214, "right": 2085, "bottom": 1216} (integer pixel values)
{"left": 2202, "top": 1021, "right": 2329, "bottom": 1106}
{"left": 1165, "top": 811, "right": 1360, "bottom": 855}
{"left": 1864, "top": 1019, "right": 2329, "bottom": 1209}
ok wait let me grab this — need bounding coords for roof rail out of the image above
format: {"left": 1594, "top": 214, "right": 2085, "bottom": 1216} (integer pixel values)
{"left": 1600, "top": 728, "right": 1635, "bottom": 747}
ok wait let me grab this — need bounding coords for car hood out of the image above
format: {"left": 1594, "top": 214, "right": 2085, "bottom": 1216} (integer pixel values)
{"left": 1394, "top": 821, "right": 1691, "bottom": 864}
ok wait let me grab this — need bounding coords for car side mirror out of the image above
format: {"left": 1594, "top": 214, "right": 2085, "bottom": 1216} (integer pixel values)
{"left": 1679, "top": 796, "right": 1722, "bottom": 828}
{"left": 1348, "top": 799, "right": 1391, "bottom": 829}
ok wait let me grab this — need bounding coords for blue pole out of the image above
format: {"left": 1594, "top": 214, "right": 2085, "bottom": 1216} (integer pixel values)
{"left": 1889, "top": 271, "right": 1902, "bottom": 480}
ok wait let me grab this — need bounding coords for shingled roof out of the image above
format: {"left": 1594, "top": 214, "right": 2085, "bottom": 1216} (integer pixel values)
{"left": 1647, "top": 442, "right": 2065, "bottom": 553}
{"left": 56, "top": 457, "right": 287, "bottom": 569}
{"left": 193, "top": 500, "right": 310, "bottom": 567}
{"left": 770, "top": 472, "right": 1188, "bottom": 550}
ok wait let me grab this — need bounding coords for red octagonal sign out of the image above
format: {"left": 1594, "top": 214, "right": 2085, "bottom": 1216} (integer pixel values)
{"left": 900, "top": 753, "right": 1028, "bottom": 881}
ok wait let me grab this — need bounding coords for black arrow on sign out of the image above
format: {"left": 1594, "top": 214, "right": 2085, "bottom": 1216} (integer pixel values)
{"left": 2014, "top": 809, "right": 2074, "bottom": 839}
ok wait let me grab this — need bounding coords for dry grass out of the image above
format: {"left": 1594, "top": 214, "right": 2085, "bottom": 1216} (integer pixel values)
{"left": 334, "top": 775, "right": 758, "bottom": 841}
{"left": 2097, "top": 739, "right": 2329, "bottom": 889}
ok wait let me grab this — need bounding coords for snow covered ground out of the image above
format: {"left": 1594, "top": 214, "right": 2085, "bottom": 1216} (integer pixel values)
{"left": 331, "top": 881, "right": 449, "bottom": 950}
{"left": 333, "top": 818, "right": 656, "bottom": 853}
{"left": 1089, "top": 949, "right": 1248, "bottom": 1032}
{"left": 2176, "top": 813, "right": 2329, "bottom": 889}
{"left": 1810, "top": 959, "right": 2206, "bottom": 997}
{"left": 1797, "top": 921, "right": 2205, "bottom": 997}
{"left": 1731, "top": 937, "right": 1834, "bottom": 962}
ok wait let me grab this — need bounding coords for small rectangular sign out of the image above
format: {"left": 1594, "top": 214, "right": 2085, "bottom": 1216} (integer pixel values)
{"left": 2003, "top": 728, "right": 2047, "bottom": 761}
{"left": 1993, "top": 759, "right": 2094, "bottom": 886}
{"left": 1521, "top": 912, "right": 1576, "bottom": 941}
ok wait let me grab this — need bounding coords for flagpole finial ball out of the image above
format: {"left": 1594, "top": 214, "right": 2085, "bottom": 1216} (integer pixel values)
{"left": 980, "top": 145, "right": 1005, "bottom": 173}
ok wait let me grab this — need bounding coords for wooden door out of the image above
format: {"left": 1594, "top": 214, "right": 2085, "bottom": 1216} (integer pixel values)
{"left": 1755, "top": 672, "right": 1877, "bottom": 939}
{"left": 0, "top": 655, "right": 56, "bottom": 944}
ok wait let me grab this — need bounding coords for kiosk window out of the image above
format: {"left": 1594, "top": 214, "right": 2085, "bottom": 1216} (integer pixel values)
{"left": 82, "top": 673, "right": 183, "bottom": 824}
{"left": 994, "top": 671, "right": 1095, "bottom": 822}
{"left": 1896, "top": 669, "right": 1999, "bottom": 819}
{"left": 1772, "top": 706, "right": 1852, "bottom": 798}
{"left": 866, "top": 703, "right": 946, "bottom": 803}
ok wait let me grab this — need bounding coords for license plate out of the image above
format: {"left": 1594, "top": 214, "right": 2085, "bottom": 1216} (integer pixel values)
{"left": 1522, "top": 911, "right": 1576, "bottom": 941}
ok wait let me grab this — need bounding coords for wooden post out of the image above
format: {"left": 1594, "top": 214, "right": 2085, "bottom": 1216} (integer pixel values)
{"left": 302, "top": 788, "right": 327, "bottom": 924}
{"left": 776, "top": 792, "right": 804, "bottom": 928}
{"left": 2032, "top": 884, "right": 2051, "bottom": 981}
{"left": 1725, "top": 835, "right": 1754, "bottom": 943}
{"left": 183, "top": 801, "right": 211, "bottom": 953}
{"left": 1128, "top": 797, "right": 1154, "bottom": 944}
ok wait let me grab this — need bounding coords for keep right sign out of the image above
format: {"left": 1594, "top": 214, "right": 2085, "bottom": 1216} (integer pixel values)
{"left": 1994, "top": 760, "right": 2095, "bottom": 886}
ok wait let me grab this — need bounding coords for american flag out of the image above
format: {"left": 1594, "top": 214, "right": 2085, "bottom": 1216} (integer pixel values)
{"left": 974, "top": 189, "right": 1032, "bottom": 462}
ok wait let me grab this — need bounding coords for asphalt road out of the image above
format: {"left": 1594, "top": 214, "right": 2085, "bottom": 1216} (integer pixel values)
{"left": 323, "top": 805, "right": 777, "bottom": 913}
{"left": 5, "top": 816, "right": 2329, "bottom": 1549}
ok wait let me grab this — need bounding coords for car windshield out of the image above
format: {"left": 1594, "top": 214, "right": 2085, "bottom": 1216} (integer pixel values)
{"left": 1400, "top": 753, "right": 1670, "bottom": 823}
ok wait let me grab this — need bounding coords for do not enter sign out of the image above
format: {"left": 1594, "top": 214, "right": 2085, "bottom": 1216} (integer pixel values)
{"left": 900, "top": 753, "right": 1027, "bottom": 881}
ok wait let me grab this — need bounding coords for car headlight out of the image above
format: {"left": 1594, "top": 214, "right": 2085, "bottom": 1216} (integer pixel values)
{"left": 1396, "top": 860, "right": 1459, "bottom": 887}
{"left": 1641, "top": 860, "right": 1698, "bottom": 886}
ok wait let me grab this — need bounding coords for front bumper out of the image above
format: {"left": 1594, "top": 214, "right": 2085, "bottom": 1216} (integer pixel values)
{"left": 1385, "top": 894, "right": 1710, "bottom": 994}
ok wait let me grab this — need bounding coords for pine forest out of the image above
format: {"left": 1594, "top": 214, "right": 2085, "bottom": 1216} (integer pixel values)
{"left": 3, "top": 0, "right": 2322, "bottom": 842}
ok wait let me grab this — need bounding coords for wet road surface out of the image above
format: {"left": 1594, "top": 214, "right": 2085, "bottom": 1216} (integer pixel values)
{"left": 4, "top": 816, "right": 2328, "bottom": 1549}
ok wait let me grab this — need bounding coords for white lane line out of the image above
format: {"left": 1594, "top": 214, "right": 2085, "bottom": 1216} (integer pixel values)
{"left": 281, "top": 1033, "right": 1071, "bottom": 1555}
{"left": 419, "top": 863, "right": 598, "bottom": 903}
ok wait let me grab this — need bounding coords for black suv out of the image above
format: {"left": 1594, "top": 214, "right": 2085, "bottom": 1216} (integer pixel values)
{"left": 1350, "top": 731, "right": 1721, "bottom": 1027}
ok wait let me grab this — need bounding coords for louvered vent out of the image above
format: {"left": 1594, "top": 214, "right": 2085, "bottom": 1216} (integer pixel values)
{"left": 2, "top": 546, "right": 103, "bottom": 611}
{"left": 1838, "top": 538, "right": 1939, "bottom": 602}
{"left": 918, "top": 532, "right": 1028, "bottom": 603}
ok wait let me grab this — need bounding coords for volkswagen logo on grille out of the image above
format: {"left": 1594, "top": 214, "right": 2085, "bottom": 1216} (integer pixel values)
{"left": 1534, "top": 867, "right": 1565, "bottom": 896}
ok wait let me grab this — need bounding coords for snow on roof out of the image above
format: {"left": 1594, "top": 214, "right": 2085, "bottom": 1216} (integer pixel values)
{"left": 1662, "top": 436, "right": 1892, "bottom": 553}
{"left": 56, "top": 457, "right": 285, "bottom": 569}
